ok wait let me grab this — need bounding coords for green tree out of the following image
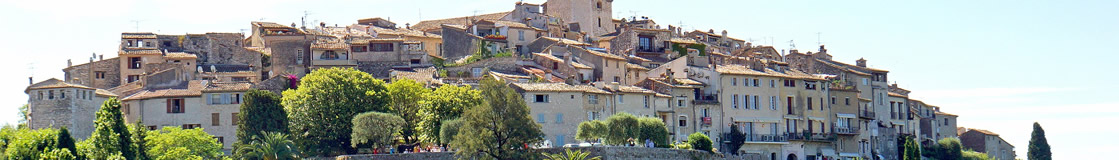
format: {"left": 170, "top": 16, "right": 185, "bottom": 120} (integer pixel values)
{"left": 603, "top": 113, "right": 639, "bottom": 145}
{"left": 86, "top": 97, "right": 136, "bottom": 159}
{"left": 687, "top": 132, "right": 713, "bottom": 152}
{"left": 236, "top": 132, "right": 300, "bottom": 160}
{"left": 4, "top": 128, "right": 59, "bottom": 159}
{"left": 636, "top": 117, "right": 669, "bottom": 147}
{"left": 902, "top": 136, "right": 921, "bottom": 160}
{"left": 144, "top": 127, "right": 222, "bottom": 160}
{"left": 439, "top": 118, "right": 464, "bottom": 146}
{"left": 282, "top": 67, "right": 388, "bottom": 156}
{"left": 235, "top": 89, "right": 289, "bottom": 156}
{"left": 17, "top": 104, "right": 28, "bottom": 129}
{"left": 55, "top": 127, "right": 76, "bottom": 158}
{"left": 575, "top": 120, "right": 606, "bottom": 142}
{"left": 351, "top": 112, "right": 405, "bottom": 150}
{"left": 934, "top": 138, "right": 963, "bottom": 160}
{"left": 723, "top": 126, "right": 746, "bottom": 155}
{"left": 543, "top": 149, "right": 602, "bottom": 160}
{"left": 39, "top": 148, "right": 75, "bottom": 160}
{"left": 962, "top": 150, "right": 990, "bottom": 160}
{"left": 1028, "top": 122, "right": 1051, "bottom": 160}
{"left": 385, "top": 78, "right": 431, "bottom": 144}
{"left": 420, "top": 84, "right": 482, "bottom": 145}
{"left": 450, "top": 77, "right": 543, "bottom": 160}
{"left": 129, "top": 122, "right": 150, "bottom": 160}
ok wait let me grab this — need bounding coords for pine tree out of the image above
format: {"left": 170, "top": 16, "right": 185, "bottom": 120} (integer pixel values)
{"left": 56, "top": 127, "right": 77, "bottom": 155}
{"left": 1028, "top": 122, "right": 1051, "bottom": 160}
{"left": 86, "top": 97, "right": 136, "bottom": 159}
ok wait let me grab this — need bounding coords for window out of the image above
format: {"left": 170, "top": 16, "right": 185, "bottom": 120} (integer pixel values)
{"left": 555, "top": 113, "right": 563, "bottom": 124}
{"left": 732, "top": 94, "right": 738, "bottom": 109}
{"left": 944, "top": 118, "right": 948, "bottom": 125}
{"left": 371, "top": 43, "right": 394, "bottom": 52}
{"left": 127, "top": 75, "right": 141, "bottom": 83}
{"left": 643, "top": 96, "right": 649, "bottom": 108}
{"left": 677, "top": 99, "right": 686, "bottom": 107}
{"left": 732, "top": 78, "right": 737, "bottom": 86}
{"left": 38, "top": 91, "right": 43, "bottom": 100}
{"left": 588, "top": 95, "right": 598, "bottom": 104}
{"left": 129, "top": 57, "right": 142, "bottom": 69}
{"left": 821, "top": 98, "right": 826, "bottom": 110}
{"left": 295, "top": 49, "right": 304, "bottom": 64}
{"left": 770, "top": 80, "right": 776, "bottom": 88}
{"left": 537, "top": 114, "right": 546, "bottom": 123}
{"left": 182, "top": 124, "right": 201, "bottom": 129}
{"left": 167, "top": 98, "right": 185, "bottom": 113}
{"left": 786, "top": 97, "right": 794, "bottom": 114}
{"left": 807, "top": 97, "right": 814, "bottom": 110}
{"left": 233, "top": 93, "right": 242, "bottom": 104}
{"left": 617, "top": 94, "right": 624, "bottom": 103}
{"left": 678, "top": 116, "right": 687, "bottom": 127}
{"left": 320, "top": 50, "right": 339, "bottom": 60}
{"left": 232, "top": 113, "right": 239, "bottom": 125}
{"left": 518, "top": 30, "right": 525, "bottom": 41}
{"left": 753, "top": 95, "right": 759, "bottom": 110}
{"left": 48, "top": 90, "right": 54, "bottom": 99}
{"left": 845, "top": 97, "right": 851, "bottom": 105}
{"left": 60, "top": 90, "right": 66, "bottom": 99}
{"left": 804, "top": 81, "right": 817, "bottom": 90}
{"left": 95, "top": 71, "right": 106, "bottom": 79}
{"left": 702, "top": 108, "right": 709, "bottom": 117}
{"left": 743, "top": 94, "right": 750, "bottom": 110}
{"left": 123, "top": 104, "right": 130, "bottom": 115}
{"left": 614, "top": 76, "right": 620, "bottom": 82}
{"left": 596, "top": 1, "right": 602, "bottom": 9}
{"left": 212, "top": 113, "right": 221, "bottom": 126}
{"left": 216, "top": 137, "right": 224, "bottom": 147}
{"left": 753, "top": 79, "right": 759, "bottom": 87}
{"left": 534, "top": 94, "right": 549, "bottom": 103}
{"left": 556, "top": 135, "right": 565, "bottom": 147}
{"left": 770, "top": 96, "right": 777, "bottom": 110}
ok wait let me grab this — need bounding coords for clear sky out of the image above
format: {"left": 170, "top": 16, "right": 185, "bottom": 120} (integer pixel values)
{"left": 2, "top": 0, "right": 1115, "bottom": 158}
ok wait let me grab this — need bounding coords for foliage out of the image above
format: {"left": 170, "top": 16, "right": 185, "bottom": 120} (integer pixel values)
{"left": 86, "top": 97, "right": 136, "bottom": 159}
{"left": 672, "top": 141, "right": 691, "bottom": 150}
{"left": 671, "top": 43, "right": 707, "bottom": 57}
{"left": 431, "top": 55, "right": 446, "bottom": 68}
{"left": 723, "top": 126, "right": 746, "bottom": 155}
{"left": 17, "top": 104, "right": 28, "bottom": 129}
{"left": 687, "top": 132, "right": 713, "bottom": 152}
{"left": 234, "top": 89, "right": 289, "bottom": 157}
{"left": 144, "top": 127, "right": 222, "bottom": 160}
{"left": 439, "top": 118, "right": 464, "bottom": 145}
{"left": 4, "top": 128, "right": 59, "bottom": 159}
{"left": 55, "top": 127, "right": 76, "bottom": 157}
{"left": 603, "top": 113, "right": 639, "bottom": 145}
{"left": 1028, "top": 122, "right": 1051, "bottom": 160}
{"left": 962, "top": 150, "right": 990, "bottom": 160}
{"left": 39, "top": 148, "right": 75, "bottom": 160}
{"left": 351, "top": 112, "right": 406, "bottom": 149}
{"left": 636, "top": 117, "right": 669, "bottom": 148}
{"left": 236, "top": 132, "right": 300, "bottom": 160}
{"left": 385, "top": 78, "right": 431, "bottom": 144}
{"left": 901, "top": 136, "right": 920, "bottom": 160}
{"left": 933, "top": 138, "right": 963, "bottom": 160}
{"left": 129, "top": 122, "right": 150, "bottom": 160}
{"left": 420, "top": 84, "right": 482, "bottom": 145}
{"left": 543, "top": 149, "right": 601, "bottom": 160}
{"left": 575, "top": 120, "right": 606, "bottom": 142}
{"left": 450, "top": 77, "right": 543, "bottom": 160}
{"left": 282, "top": 67, "right": 388, "bottom": 156}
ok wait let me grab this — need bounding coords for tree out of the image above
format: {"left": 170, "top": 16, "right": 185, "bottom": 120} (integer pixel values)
{"left": 687, "top": 132, "right": 713, "bottom": 152}
{"left": 420, "top": 84, "right": 482, "bottom": 145}
{"left": 636, "top": 117, "right": 669, "bottom": 148}
{"left": 450, "top": 77, "right": 543, "bottom": 160}
{"left": 85, "top": 97, "right": 136, "bottom": 159}
{"left": 603, "top": 113, "right": 639, "bottom": 145}
{"left": 439, "top": 118, "right": 464, "bottom": 146}
{"left": 55, "top": 127, "right": 76, "bottom": 158}
{"left": 962, "top": 150, "right": 990, "bottom": 160}
{"left": 4, "top": 128, "right": 59, "bottom": 159}
{"left": 235, "top": 89, "right": 289, "bottom": 157}
{"left": 144, "top": 127, "right": 222, "bottom": 160}
{"left": 385, "top": 78, "right": 431, "bottom": 144}
{"left": 1028, "top": 122, "right": 1051, "bottom": 160}
{"left": 282, "top": 67, "right": 388, "bottom": 156}
{"left": 17, "top": 104, "right": 28, "bottom": 129}
{"left": 351, "top": 112, "right": 405, "bottom": 150}
{"left": 575, "top": 120, "right": 606, "bottom": 142}
{"left": 39, "top": 148, "right": 75, "bottom": 160}
{"left": 723, "top": 126, "right": 746, "bottom": 155}
{"left": 236, "top": 132, "right": 300, "bottom": 160}
{"left": 902, "top": 136, "right": 921, "bottom": 160}
{"left": 129, "top": 122, "right": 150, "bottom": 160}
{"left": 543, "top": 149, "right": 602, "bottom": 160}
{"left": 934, "top": 138, "right": 963, "bottom": 160}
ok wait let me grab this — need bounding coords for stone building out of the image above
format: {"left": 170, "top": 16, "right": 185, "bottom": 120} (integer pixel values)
{"left": 542, "top": 0, "right": 614, "bottom": 39}
{"left": 248, "top": 21, "right": 311, "bottom": 77}
{"left": 25, "top": 78, "right": 117, "bottom": 139}
{"left": 120, "top": 80, "right": 252, "bottom": 152}
{"left": 511, "top": 83, "right": 612, "bottom": 147}
{"left": 63, "top": 56, "right": 121, "bottom": 89}
{"left": 959, "top": 128, "right": 1016, "bottom": 160}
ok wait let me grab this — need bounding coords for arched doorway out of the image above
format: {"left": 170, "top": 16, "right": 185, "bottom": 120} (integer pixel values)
{"left": 786, "top": 154, "right": 797, "bottom": 160}
{"left": 771, "top": 153, "right": 777, "bottom": 160}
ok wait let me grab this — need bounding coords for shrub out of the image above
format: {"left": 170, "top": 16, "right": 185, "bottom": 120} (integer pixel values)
{"left": 636, "top": 117, "right": 669, "bottom": 147}
{"left": 687, "top": 132, "right": 712, "bottom": 152}
{"left": 351, "top": 112, "right": 406, "bottom": 149}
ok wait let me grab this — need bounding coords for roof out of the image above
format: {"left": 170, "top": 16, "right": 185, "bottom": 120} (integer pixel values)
{"left": 252, "top": 21, "right": 296, "bottom": 29}
{"left": 715, "top": 65, "right": 771, "bottom": 77}
{"left": 626, "top": 63, "right": 648, "bottom": 70}
{"left": 490, "top": 20, "right": 544, "bottom": 31}
{"left": 765, "top": 68, "right": 826, "bottom": 80}
{"left": 412, "top": 11, "right": 510, "bottom": 31}
{"left": 532, "top": 53, "right": 592, "bottom": 69}
{"left": 121, "top": 32, "right": 157, "bottom": 39}
{"left": 311, "top": 41, "right": 349, "bottom": 50}
{"left": 511, "top": 83, "right": 610, "bottom": 94}
{"left": 575, "top": 46, "right": 626, "bottom": 60}
{"left": 541, "top": 37, "right": 591, "bottom": 46}
{"left": 164, "top": 52, "right": 198, "bottom": 59}
{"left": 645, "top": 78, "right": 703, "bottom": 88}
{"left": 888, "top": 92, "right": 907, "bottom": 98}
{"left": 26, "top": 78, "right": 94, "bottom": 93}
{"left": 968, "top": 128, "right": 1000, "bottom": 136}
{"left": 934, "top": 111, "right": 958, "bottom": 117}
{"left": 202, "top": 82, "right": 253, "bottom": 92}
{"left": 668, "top": 38, "right": 700, "bottom": 44}
{"left": 198, "top": 64, "right": 253, "bottom": 72}
{"left": 690, "top": 30, "right": 745, "bottom": 41}
{"left": 95, "top": 89, "right": 118, "bottom": 97}
{"left": 122, "top": 81, "right": 205, "bottom": 101}
{"left": 361, "top": 24, "right": 442, "bottom": 38}
{"left": 605, "top": 85, "right": 657, "bottom": 94}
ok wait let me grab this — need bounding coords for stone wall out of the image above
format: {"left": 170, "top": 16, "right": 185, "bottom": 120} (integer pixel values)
{"left": 356, "top": 61, "right": 409, "bottom": 79}
{"left": 444, "top": 57, "right": 521, "bottom": 77}
{"left": 439, "top": 26, "right": 479, "bottom": 61}
{"left": 251, "top": 76, "right": 291, "bottom": 94}
{"left": 326, "top": 147, "right": 745, "bottom": 160}
{"left": 63, "top": 57, "right": 121, "bottom": 90}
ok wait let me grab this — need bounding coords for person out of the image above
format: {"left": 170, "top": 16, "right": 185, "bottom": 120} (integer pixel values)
{"left": 645, "top": 139, "right": 654, "bottom": 148}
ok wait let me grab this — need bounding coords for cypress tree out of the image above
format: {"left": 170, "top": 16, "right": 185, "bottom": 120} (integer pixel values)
{"left": 1028, "top": 122, "right": 1051, "bottom": 160}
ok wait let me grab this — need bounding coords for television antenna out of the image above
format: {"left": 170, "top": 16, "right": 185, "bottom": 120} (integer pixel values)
{"left": 129, "top": 20, "right": 144, "bottom": 32}
{"left": 816, "top": 32, "right": 823, "bottom": 46}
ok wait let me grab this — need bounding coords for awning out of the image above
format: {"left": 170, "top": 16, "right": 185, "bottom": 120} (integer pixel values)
{"left": 732, "top": 117, "right": 782, "bottom": 123}
{"left": 836, "top": 113, "right": 856, "bottom": 118}
{"left": 820, "top": 148, "right": 837, "bottom": 157}
{"left": 839, "top": 153, "right": 860, "bottom": 157}
{"left": 808, "top": 117, "right": 827, "bottom": 121}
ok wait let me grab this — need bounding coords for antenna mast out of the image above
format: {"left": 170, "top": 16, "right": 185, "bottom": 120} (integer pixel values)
{"left": 817, "top": 32, "right": 822, "bottom": 46}
{"left": 129, "top": 20, "right": 144, "bottom": 32}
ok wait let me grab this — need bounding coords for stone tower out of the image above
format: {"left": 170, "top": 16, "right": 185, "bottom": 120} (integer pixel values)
{"left": 25, "top": 78, "right": 116, "bottom": 139}
{"left": 543, "top": 0, "right": 615, "bottom": 39}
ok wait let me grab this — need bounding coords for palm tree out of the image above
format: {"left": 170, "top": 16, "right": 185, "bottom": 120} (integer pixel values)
{"left": 236, "top": 132, "right": 300, "bottom": 160}
{"left": 544, "top": 149, "right": 601, "bottom": 160}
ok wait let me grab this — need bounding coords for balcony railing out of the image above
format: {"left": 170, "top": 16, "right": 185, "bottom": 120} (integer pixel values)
{"left": 743, "top": 134, "right": 788, "bottom": 143}
{"left": 311, "top": 59, "right": 357, "bottom": 66}
{"left": 693, "top": 94, "right": 719, "bottom": 105}
{"left": 859, "top": 110, "right": 876, "bottom": 119}
{"left": 833, "top": 123, "right": 859, "bottom": 135}
{"left": 787, "top": 132, "right": 835, "bottom": 142}
{"left": 637, "top": 47, "right": 666, "bottom": 53}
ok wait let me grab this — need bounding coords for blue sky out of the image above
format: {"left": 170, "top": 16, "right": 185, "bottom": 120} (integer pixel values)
{"left": 1, "top": 0, "right": 1115, "bottom": 158}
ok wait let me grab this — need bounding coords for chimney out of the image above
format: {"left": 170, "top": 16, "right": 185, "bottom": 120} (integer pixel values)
{"left": 405, "top": 23, "right": 411, "bottom": 29}
{"left": 67, "top": 59, "right": 72, "bottom": 67}
{"left": 819, "top": 45, "right": 827, "bottom": 53}
{"left": 28, "top": 77, "right": 33, "bottom": 85}
{"left": 856, "top": 58, "right": 867, "bottom": 67}
{"left": 608, "top": 82, "right": 620, "bottom": 91}
{"left": 99, "top": 54, "right": 103, "bottom": 60}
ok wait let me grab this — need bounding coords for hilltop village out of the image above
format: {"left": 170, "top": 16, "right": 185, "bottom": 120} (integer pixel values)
{"left": 23, "top": 0, "right": 1016, "bottom": 160}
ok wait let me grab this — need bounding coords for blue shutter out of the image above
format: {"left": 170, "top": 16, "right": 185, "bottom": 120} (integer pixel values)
{"left": 206, "top": 94, "right": 212, "bottom": 105}
{"left": 556, "top": 113, "right": 563, "bottom": 124}
{"left": 221, "top": 93, "right": 230, "bottom": 104}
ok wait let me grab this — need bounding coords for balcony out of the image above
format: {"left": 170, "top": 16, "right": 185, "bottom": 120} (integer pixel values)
{"left": 636, "top": 46, "right": 666, "bottom": 53}
{"left": 833, "top": 123, "right": 859, "bottom": 135}
{"left": 693, "top": 94, "right": 719, "bottom": 105}
{"left": 859, "top": 110, "right": 876, "bottom": 119}
{"left": 311, "top": 59, "right": 357, "bottom": 66}
{"left": 787, "top": 132, "right": 835, "bottom": 142}
{"left": 742, "top": 134, "right": 788, "bottom": 143}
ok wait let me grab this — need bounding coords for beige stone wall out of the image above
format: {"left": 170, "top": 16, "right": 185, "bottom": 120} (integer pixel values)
{"left": 523, "top": 90, "right": 586, "bottom": 147}
{"left": 27, "top": 87, "right": 105, "bottom": 140}
{"left": 63, "top": 57, "right": 122, "bottom": 89}
{"left": 122, "top": 93, "right": 241, "bottom": 151}
{"left": 612, "top": 92, "right": 657, "bottom": 118}
{"left": 119, "top": 54, "right": 166, "bottom": 84}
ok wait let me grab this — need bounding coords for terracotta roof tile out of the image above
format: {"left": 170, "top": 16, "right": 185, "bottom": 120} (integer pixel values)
{"left": 119, "top": 49, "right": 162, "bottom": 55}
{"left": 25, "top": 78, "right": 93, "bottom": 93}
{"left": 575, "top": 46, "right": 625, "bottom": 60}
{"left": 512, "top": 83, "right": 609, "bottom": 94}
{"left": 164, "top": 52, "right": 197, "bottom": 59}
{"left": 202, "top": 82, "right": 253, "bottom": 92}
{"left": 626, "top": 63, "right": 648, "bottom": 70}
{"left": 413, "top": 12, "right": 510, "bottom": 31}
{"left": 121, "top": 32, "right": 157, "bottom": 39}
